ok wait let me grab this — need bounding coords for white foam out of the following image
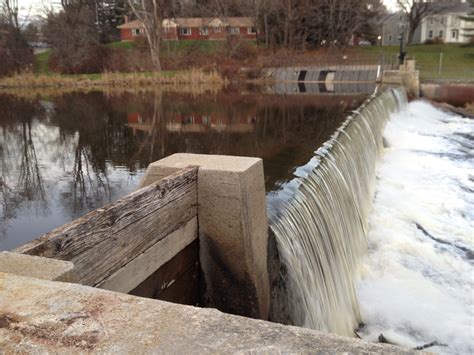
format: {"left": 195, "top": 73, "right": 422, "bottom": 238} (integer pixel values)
{"left": 357, "top": 100, "right": 474, "bottom": 353}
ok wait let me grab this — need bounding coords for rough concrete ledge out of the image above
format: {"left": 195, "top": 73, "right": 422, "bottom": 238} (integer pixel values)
{"left": 0, "top": 251, "right": 76, "bottom": 282}
{"left": 0, "top": 272, "right": 415, "bottom": 354}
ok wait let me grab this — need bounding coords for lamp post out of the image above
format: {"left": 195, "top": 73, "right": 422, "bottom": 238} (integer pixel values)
{"left": 398, "top": 26, "right": 406, "bottom": 65}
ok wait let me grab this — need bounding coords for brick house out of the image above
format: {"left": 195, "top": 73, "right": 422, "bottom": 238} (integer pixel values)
{"left": 118, "top": 17, "right": 257, "bottom": 41}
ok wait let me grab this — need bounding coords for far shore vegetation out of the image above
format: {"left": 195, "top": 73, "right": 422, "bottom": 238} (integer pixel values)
{"left": 0, "top": 68, "right": 226, "bottom": 89}
{"left": 1, "top": 0, "right": 473, "bottom": 88}
{"left": 1, "top": 41, "right": 472, "bottom": 91}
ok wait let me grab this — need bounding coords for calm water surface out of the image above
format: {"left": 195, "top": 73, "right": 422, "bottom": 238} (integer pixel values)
{"left": 0, "top": 88, "right": 365, "bottom": 250}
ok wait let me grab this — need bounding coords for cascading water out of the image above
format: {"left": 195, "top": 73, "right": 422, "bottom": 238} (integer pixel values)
{"left": 357, "top": 100, "right": 473, "bottom": 353}
{"left": 269, "top": 88, "right": 408, "bottom": 337}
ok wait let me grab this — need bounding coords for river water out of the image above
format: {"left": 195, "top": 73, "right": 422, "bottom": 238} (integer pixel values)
{"left": 357, "top": 100, "right": 473, "bottom": 353}
{"left": 0, "top": 88, "right": 364, "bottom": 250}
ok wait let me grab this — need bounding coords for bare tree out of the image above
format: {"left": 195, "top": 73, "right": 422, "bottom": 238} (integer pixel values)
{"left": 1, "top": 0, "right": 19, "bottom": 28}
{"left": 397, "top": 0, "right": 455, "bottom": 44}
{"left": 44, "top": 0, "right": 110, "bottom": 74}
{"left": 258, "top": 0, "right": 379, "bottom": 49}
{"left": 0, "top": 0, "right": 34, "bottom": 75}
{"left": 126, "top": 0, "right": 165, "bottom": 71}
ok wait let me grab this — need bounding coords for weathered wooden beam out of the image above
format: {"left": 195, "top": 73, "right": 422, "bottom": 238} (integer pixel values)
{"left": 97, "top": 217, "right": 198, "bottom": 293}
{"left": 15, "top": 166, "right": 198, "bottom": 287}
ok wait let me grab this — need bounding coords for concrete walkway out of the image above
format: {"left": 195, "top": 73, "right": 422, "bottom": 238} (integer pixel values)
{"left": 0, "top": 271, "right": 416, "bottom": 353}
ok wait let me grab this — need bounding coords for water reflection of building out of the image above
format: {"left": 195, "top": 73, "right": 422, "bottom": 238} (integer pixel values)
{"left": 126, "top": 112, "right": 257, "bottom": 135}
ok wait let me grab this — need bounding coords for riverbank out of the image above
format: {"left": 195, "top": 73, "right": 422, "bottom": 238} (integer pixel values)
{"left": 0, "top": 70, "right": 226, "bottom": 90}
{"left": 356, "top": 44, "right": 474, "bottom": 82}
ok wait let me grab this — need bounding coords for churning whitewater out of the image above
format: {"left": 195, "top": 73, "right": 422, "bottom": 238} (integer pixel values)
{"left": 357, "top": 101, "right": 474, "bottom": 353}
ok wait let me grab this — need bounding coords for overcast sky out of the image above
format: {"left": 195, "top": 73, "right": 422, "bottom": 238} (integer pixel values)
{"left": 18, "top": 0, "right": 400, "bottom": 19}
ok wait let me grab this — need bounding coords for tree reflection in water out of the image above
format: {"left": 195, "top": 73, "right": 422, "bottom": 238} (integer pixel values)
{"left": 0, "top": 89, "right": 364, "bottom": 250}
{"left": 0, "top": 97, "right": 47, "bottom": 240}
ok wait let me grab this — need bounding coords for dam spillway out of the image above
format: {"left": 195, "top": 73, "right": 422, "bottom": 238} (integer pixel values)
{"left": 269, "top": 88, "right": 408, "bottom": 336}
{"left": 0, "top": 86, "right": 423, "bottom": 353}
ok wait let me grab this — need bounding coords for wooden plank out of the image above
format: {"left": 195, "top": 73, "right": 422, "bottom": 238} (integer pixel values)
{"left": 15, "top": 166, "right": 198, "bottom": 287}
{"left": 129, "top": 239, "right": 200, "bottom": 305}
{"left": 98, "top": 217, "right": 198, "bottom": 293}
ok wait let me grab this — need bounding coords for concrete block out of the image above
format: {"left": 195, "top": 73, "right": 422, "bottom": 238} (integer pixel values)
{"left": 340, "top": 70, "right": 351, "bottom": 82}
{"left": 275, "top": 68, "right": 285, "bottom": 81}
{"left": 0, "top": 251, "right": 76, "bottom": 282}
{"left": 346, "top": 70, "right": 358, "bottom": 82}
{"left": 0, "top": 271, "right": 415, "bottom": 354}
{"left": 367, "top": 70, "right": 378, "bottom": 82}
{"left": 334, "top": 71, "right": 344, "bottom": 82}
{"left": 306, "top": 83, "right": 320, "bottom": 93}
{"left": 140, "top": 154, "right": 270, "bottom": 320}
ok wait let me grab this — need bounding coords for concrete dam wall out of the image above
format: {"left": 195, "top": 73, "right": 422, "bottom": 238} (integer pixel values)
{"left": 264, "top": 66, "right": 380, "bottom": 95}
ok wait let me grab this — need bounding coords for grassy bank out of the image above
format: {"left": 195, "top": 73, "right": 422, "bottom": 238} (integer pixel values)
{"left": 356, "top": 44, "right": 474, "bottom": 81}
{"left": 28, "top": 42, "right": 474, "bottom": 86}
{"left": 0, "top": 69, "right": 225, "bottom": 89}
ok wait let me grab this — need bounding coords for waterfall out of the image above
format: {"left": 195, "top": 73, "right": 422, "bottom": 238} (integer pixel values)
{"left": 270, "top": 88, "right": 407, "bottom": 337}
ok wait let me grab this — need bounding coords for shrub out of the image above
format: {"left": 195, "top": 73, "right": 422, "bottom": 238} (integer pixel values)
{"left": 223, "top": 36, "right": 258, "bottom": 61}
{"left": 104, "top": 47, "right": 153, "bottom": 72}
{"left": 49, "top": 43, "right": 110, "bottom": 74}
{"left": 219, "top": 64, "right": 240, "bottom": 80}
{"left": 424, "top": 37, "right": 444, "bottom": 45}
{"left": 45, "top": 9, "right": 110, "bottom": 74}
{"left": 0, "top": 27, "right": 34, "bottom": 77}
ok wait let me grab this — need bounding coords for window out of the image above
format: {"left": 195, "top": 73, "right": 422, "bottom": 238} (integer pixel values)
{"left": 214, "top": 26, "right": 221, "bottom": 33}
{"left": 183, "top": 115, "right": 194, "bottom": 124}
{"left": 428, "top": 18, "right": 433, "bottom": 25}
{"left": 163, "top": 26, "right": 171, "bottom": 33}
{"left": 180, "top": 27, "right": 191, "bottom": 36}
{"left": 202, "top": 115, "right": 211, "bottom": 125}
{"left": 247, "top": 26, "right": 257, "bottom": 35}
{"left": 230, "top": 27, "right": 240, "bottom": 35}
{"left": 452, "top": 30, "right": 458, "bottom": 39}
{"left": 389, "top": 35, "right": 392, "bottom": 42}
{"left": 438, "top": 30, "right": 443, "bottom": 38}
{"left": 452, "top": 16, "right": 459, "bottom": 26}
{"left": 199, "top": 27, "right": 209, "bottom": 36}
{"left": 132, "top": 28, "right": 142, "bottom": 36}
{"left": 440, "top": 16, "right": 445, "bottom": 25}
{"left": 428, "top": 30, "right": 433, "bottom": 38}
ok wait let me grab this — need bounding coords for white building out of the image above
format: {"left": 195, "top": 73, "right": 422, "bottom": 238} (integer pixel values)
{"left": 380, "top": 1, "right": 473, "bottom": 45}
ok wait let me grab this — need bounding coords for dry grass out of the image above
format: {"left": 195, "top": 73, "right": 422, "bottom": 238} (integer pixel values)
{"left": 0, "top": 69, "right": 226, "bottom": 90}
{"left": 0, "top": 81, "right": 224, "bottom": 101}
{"left": 465, "top": 102, "right": 474, "bottom": 115}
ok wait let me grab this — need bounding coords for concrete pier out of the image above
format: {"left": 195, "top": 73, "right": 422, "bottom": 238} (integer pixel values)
{"left": 140, "top": 153, "right": 270, "bottom": 320}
